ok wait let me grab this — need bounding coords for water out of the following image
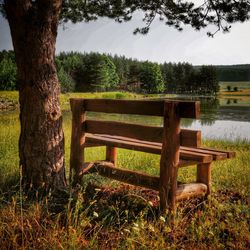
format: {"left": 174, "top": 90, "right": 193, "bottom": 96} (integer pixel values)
{"left": 85, "top": 96, "right": 250, "bottom": 141}
{"left": 178, "top": 96, "right": 250, "bottom": 140}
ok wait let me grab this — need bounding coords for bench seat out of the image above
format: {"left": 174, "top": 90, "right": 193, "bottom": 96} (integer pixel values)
{"left": 85, "top": 133, "right": 235, "bottom": 166}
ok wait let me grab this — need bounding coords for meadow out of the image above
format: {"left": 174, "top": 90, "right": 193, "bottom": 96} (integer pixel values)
{"left": 0, "top": 91, "right": 249, "bottom": 249}
{"left": 219, "top": 81, "right": 250, "bottom": 97}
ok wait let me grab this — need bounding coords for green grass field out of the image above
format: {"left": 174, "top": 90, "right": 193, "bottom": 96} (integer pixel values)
{"left": 0, "top": 92, "right": 249, "bottom": 249}
{"left": 219, "top": 81, "right": 250, "bottom": 92}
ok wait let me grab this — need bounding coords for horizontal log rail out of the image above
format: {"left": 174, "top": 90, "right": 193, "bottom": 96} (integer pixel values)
{"left": 77, "top": 161, "right": 208, "bottom": 200}
{"left": 70, "top": 98, "right": 200, "bottom": 118}
{"left": 85, "top": 120, "right": 163, "bottom": 143}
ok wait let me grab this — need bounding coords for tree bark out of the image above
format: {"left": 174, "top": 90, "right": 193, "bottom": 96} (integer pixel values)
{"left": 5, "top": 0, "right": 67, "bottom": 193}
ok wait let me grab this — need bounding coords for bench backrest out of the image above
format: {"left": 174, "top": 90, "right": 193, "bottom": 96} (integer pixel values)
{"left": 70, "top": 98, "right": 200, "bottom": 144}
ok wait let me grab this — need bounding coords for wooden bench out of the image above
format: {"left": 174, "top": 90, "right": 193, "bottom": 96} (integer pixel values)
{"left": 70, "top": 98, "right": 235, "bottom": 213}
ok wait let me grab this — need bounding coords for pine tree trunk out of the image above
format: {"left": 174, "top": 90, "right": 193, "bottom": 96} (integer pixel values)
{"left": 5, "top": 1, "right": 67, "bottom": 192}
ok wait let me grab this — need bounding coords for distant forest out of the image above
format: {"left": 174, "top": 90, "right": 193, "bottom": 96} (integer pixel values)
{"left": 0, "top": 50, "right": 248, "bottom": 94}
{"left": 215, "top": 65, "right": 250, "bottom": 82}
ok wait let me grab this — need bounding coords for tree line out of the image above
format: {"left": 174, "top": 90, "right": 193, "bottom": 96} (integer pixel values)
{"left": 215, "top": 64, "right": 250, "bottom": 82}
{"left": 1, "top": 50, "right": 219, "bottom": 94}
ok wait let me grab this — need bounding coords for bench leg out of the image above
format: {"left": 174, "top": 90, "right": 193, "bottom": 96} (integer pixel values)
{"left": 159, "top": 167, "right": 178, "bottom": 214}
{"left": 197, "top": 162, "right": 212, "bottom": 196}
{"left": 106, "top": 146, "right": 117, "bottom": 166}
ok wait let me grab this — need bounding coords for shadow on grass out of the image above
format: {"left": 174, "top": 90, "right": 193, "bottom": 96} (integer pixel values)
{"left": 0, "top": 173, "right": 20, "bottom": 205}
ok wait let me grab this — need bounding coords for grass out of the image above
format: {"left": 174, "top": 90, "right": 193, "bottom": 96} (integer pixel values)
{"left": 0, "top": 138, "right": 249, "bottom": 249}
{"left": 219, "top": 81, "right": 250, "bottom": 90}
{"left": 0, "top": 92, "right": 250, "bottom": 249}
{"left": 0, "top": 91, "right": 144, "bottom": 111}
{"left": 219, "top": 81, "right": 250, "bottom": 98}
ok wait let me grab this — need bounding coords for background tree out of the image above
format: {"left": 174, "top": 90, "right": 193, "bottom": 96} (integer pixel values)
{"left": 1, "top": 0, "right": 249, "bottom": 192}
{"left": 111, "top": 54, "right": 130, "bottom": 88}
{"left": 140, "top": 61, "right": 165, "bottom": 93}
{"left": 161, "top": 63, "right": 174, "bottom": 93}
{"left": 75, "top": 53, "right": 119, "bottom": 92}
{"left": 197, "top": 65, "right": 219, "bottom": 94}
{"left": 57, "top": 67, "right": 75, "bottom": 93}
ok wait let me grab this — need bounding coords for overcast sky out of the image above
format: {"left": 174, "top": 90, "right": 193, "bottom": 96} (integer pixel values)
{"left": 1, "top": 14, "right": 250, "bottom": 65}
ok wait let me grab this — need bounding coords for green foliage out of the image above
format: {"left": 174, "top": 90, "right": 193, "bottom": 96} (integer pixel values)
{"left": 0, "top": 51, "right": 17, "bottom": 90}
{"left": 198, "top": 66, "right": 219, "bottom": 95}
{"left": 57, "top": 67, "right": 76, "bottom": 93}
{"left": 60, "top": 1, "right": 250, "bottom": 37}
{"left": 56, "top": 52, "right": 82, "bottom": 75}
{"left": 216, "top": 64, "right": 250, "bottom": 81}
{"left": 161, "top": 62, "right": 219, "bottom": 95}
{"left": 0, "top": 50, "right": 221, "bottom": 94}
{"left": 140, "top": 62, "right": 165, "bottom": 93}
{"left": 73, "top": 53, "right": 119, "bottom": 92}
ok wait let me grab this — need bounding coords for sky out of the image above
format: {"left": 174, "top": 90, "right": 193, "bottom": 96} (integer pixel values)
{"left": 1, "top": 14, "right": 250, "bottom": 66}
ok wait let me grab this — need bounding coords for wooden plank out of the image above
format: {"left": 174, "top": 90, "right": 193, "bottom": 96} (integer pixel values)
{"left": 198, "top": 147, "right": 236, "bottom": 158}
{"left": 180, "top": 149, "right": 213, "bottom": 162}
{"left": 180, "top": 129, "right": 201, "bottom": 147}
{"left": 70, "top": 98, "right": 200, "bottom": 118}
{"left": 85, "top": 125, "right": 201, "bottom": 147}
{"left": 159, "top": 101, "right": 180, "bottom": 212}
{"left": 70, "top": 99, "right": 86, "bottom": 185}
{"left": 85, "top": 120, "right": 163, "bottom": 143}
{"left": 86, "top": 134, "right": 160, "bottom": 154}
{"left": 177, "top": 101, "right": 200, "bottom": 119}
{"left": 197, "top": 163, "right": 212, "bottom": 195}
{"left": 182, "top": 146, "right": 227, "bottom": 160}
{"left": 82, "top": 161, "right": 160, "bottom": 191}
{"left": 86, "top": 134, "right": 213, "bottom": 163}
{"left": 84, "top": 98, "right": 164, "bottom": 116}
{"left": 86, "top": 134, "right": 228, "bottom": 162}
{"left": 176, "top": 183, "right": 207, "bottom": 201}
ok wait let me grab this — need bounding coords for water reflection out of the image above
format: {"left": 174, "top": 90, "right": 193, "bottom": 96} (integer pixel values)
{"left": 169, "top": 95, "right": 250, "bottom": 123}
{"left": 172, "top": 95, "right": 250, "bottom": 140}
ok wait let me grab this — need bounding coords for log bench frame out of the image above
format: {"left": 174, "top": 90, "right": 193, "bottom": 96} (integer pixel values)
{"left": 70, "top": 98, "right": 235, "bottom": 213}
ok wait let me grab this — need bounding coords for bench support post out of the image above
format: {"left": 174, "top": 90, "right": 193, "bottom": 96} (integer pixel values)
{"left": 70, "top": 99, "right": 86, "bottom": 185}
{"left": 106, "top": 146, "right": 117, "bottom": 166}
{"left": 197, "top": 163, "right": 212, "bottom": 196}
{"left": 159, "top": 101, "right": 180, "bottom": 213}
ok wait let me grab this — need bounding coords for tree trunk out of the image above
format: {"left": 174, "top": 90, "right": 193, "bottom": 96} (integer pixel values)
{"left": 5, "top": 1, "right": 67, "bottom": 193}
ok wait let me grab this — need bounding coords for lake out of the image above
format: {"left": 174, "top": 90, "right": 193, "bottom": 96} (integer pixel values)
{"left": 173, "top": 96, "right": 250, "bottom": 141}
